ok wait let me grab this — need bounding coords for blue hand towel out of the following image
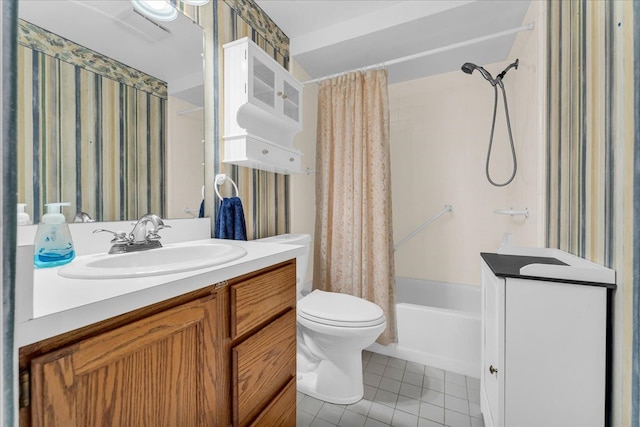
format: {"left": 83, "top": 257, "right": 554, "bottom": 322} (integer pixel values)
{"left": 198, "top": 199, "right": 205, "bottom": 218}
{"left": 215, "top": 197, "right": 247, "bottom": 240}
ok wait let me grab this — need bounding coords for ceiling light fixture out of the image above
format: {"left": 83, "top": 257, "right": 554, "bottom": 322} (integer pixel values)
{"left": 182, "top": 0, "right": 210, "bottom": 5}
{"left": 131, "top": 0, "right": 178, "bottom": 21}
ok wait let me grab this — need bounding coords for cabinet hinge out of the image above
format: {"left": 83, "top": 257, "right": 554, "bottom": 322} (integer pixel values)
{"left": 215, "top": 280, "right": 229, "bottom": 289}
{"left": 244, "top": 83, "right": 247, "bottom": 94}
{"left": 244, "top": 49, "right": 247, "bottom": 60}
{"left": 19, "top": 369, "right": 30, "bottom": 409}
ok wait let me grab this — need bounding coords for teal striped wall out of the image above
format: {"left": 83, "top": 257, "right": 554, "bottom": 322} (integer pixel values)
{"left": 160, "top": 0, "right": 291, "bottom": 239}
{"left": 184, "top": 0, "right": 290, "bottom": 240}
{"left": 17, "top": 20, "right": 166, "bottom": 223}
{"left": 546, "top": 1, "right": 638, "bottom": 424}
{"left": 211, "top": 0, "right": 291, "bottom": 239}
{"left": 18, "top": 0, "right": 292, "bottom": 237}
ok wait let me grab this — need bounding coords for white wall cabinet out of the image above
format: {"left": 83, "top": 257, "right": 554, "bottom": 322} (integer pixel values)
{"left": 480, "top": 249, "right": 614, "bottom": 427}
{"left": 223, "top": 37, "right": 303, "bottom": 174}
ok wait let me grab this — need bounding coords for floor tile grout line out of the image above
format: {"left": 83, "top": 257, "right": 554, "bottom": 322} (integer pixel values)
{"left": 300, "top": 351, "right": 482, "bottom": 427}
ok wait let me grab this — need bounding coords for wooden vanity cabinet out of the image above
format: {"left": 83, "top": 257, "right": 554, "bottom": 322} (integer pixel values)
{"left": 19, "top": 260, "right": 297, "bottom": 427}
{"left": 30, "top": 295, "right": 219, "bottom": 427}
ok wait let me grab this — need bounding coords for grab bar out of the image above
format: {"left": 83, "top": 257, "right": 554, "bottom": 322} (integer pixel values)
{"left": 394, "top": 204, "right": 453, "bottom": 252}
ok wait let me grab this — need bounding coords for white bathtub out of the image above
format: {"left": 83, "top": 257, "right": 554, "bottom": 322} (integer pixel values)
{"left": 368, "top": 277, "right": 481, "bottom": 378}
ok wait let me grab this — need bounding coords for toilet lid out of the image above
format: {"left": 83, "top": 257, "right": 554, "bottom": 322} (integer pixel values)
{"left": 297, "top": 290, "right": 386, "bottom": 327}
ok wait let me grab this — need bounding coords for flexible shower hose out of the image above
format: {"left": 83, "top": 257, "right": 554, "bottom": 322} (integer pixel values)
{"left": 485, "top": 82, "right": 517, "bottom": 187}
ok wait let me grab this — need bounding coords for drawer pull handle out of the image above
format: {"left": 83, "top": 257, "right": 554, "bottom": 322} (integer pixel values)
{"left": 262, "top": 149, "right": 269, "bottom": 155}
{"left": 289, "top": 157, "right": 294, "bottom": 162}
{"left": 489, "top": 365, "right": 498, "bottom": 375}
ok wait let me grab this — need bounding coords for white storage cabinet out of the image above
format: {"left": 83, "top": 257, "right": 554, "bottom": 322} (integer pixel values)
{"left": 480, "top": 249, "right": 615, "bottom": 427}
{"left": 223, "top": 37, "right": 303, "bottom": 174}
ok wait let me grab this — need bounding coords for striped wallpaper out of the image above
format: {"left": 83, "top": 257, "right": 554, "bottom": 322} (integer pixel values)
{"left": 17, "top": 19, "right": 166, "bottom": 223}
{"left": 214, "top": 0, "right": 290, "bottom": 239}
{"left": 165, "top": 0, "right": 292, "bottom": 239}
{"left": 546, "top": 1, "right": 638, "bottom": 425}
{"left": 17, "top": 0, "right": 291, "bottom": 238}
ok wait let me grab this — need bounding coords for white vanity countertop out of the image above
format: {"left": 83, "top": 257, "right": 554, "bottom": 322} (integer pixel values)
{"left": 16, "top": 238, "right": 304, "bottom": 347}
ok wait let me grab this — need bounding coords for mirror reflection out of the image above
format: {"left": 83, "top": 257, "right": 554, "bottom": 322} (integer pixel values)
{"left": 17, "top": 0, "right": 205, "bottom": 223}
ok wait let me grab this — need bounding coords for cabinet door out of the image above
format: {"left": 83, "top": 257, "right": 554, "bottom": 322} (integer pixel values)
{"left": 481, "top": 262, "right": 504, "bottom": 427}
{"left": 30, "top": 296, "right": 219, "bottom": 427}
{"left": 278, "top": 76, "right": 302, "bottom": 126}
{"left": 248, "top": 48, "right": 277, "bottom": 115}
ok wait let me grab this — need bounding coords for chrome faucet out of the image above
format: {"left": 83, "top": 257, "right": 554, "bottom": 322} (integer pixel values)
{"left": 94, "top": 213, "right": 171, "bottom": 254}
{"left": 129, "top": 213, "right": 168, "bottom": 243}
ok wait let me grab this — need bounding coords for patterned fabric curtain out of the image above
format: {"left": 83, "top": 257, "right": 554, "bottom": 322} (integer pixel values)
{"left": 314, "top": 69, "right": 396, "bottom": 345}
{"left": 546, "top": 1, "right": 638, "bottom": 425}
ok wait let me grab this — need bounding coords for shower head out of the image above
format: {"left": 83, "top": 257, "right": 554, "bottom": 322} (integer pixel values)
{"left": 461, "top": 62, "right": 477, "bottom": 74}
{"left": 460, "top": 62, "right": 495, "bottom": 85}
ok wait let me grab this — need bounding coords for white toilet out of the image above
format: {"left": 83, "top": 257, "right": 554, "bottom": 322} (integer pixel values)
{"left": 255, "top": 233, "right": 386, "bottom": 404}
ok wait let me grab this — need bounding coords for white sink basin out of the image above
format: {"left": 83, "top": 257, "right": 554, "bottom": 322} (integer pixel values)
{"left": 58, "top": 242, "right": 247, "bottom": 279}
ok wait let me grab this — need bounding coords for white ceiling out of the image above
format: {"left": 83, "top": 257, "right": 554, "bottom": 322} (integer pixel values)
{"left": 254, "top": 0, "right": 532, "bottom": 84}
{"left": 18, "top": 0, "right": 204, "bottom": 105}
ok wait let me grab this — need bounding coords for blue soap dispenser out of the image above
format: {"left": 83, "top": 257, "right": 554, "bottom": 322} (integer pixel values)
{"left": 34, "top": 202, "right": 76, "bottom": 268}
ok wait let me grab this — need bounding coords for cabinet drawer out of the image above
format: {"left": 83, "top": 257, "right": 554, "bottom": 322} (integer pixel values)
{"left": 230, "top": 262, "right": 295, "bottom": 339}
{"left": 223, "top": 135, "right": 302, "bottom": 174}
{"left": 232, "top": 309, "right": 296, "bottom": 426}
{"left": 245, "top": 138, "right": 301, "bottom": 171}
{"left": 249, "top": 377, "right": 296, "bottom": 427}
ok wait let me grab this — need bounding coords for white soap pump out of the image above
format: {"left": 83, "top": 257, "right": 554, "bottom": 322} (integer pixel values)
{"left": 33, "top": 202, "right": 75, "bottom": 268}
{"left": 17, "top": 203, "right": 32, "bottom": 225}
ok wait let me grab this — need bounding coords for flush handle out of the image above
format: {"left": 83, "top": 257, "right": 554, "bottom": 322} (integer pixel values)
{"left": 489, "top": 365, "right": 498, "bottom": 375}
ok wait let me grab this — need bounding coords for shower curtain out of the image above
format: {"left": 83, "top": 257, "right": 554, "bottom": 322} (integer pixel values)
{"left": 313, "top": 69, "right": 397, "bottom": 345}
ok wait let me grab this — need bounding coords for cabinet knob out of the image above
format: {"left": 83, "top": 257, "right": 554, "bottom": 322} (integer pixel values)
{"left": 282, "top": 94, "right": 288, "bottom": 99}
{"left": 489, "top": 365, "right": 498, "bottom": 375}
{"left": 277, "top": 91, "right": 283, "bottom": 97}
{"left": 262, "top": 149, "right": 269, "bottom": 155}
{"left": 289, "top": 157, "right": 294, "bottom": 162}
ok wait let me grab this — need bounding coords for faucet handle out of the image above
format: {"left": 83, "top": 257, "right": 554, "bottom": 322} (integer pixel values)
{"left": 93, "top": 229, "right": 129, "bottom": 244}
{"left": 74, "top": 212, "right": 95, "bottom": 223}
{"left": 148, "top": 220, "right": 171, "bottom": 235}
{"left": 146, "top": 224, "right": 171, "bottom": 241}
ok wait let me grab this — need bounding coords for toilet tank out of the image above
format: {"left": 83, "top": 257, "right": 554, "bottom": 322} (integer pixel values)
{"left": 253, "top": 233, "right": 310, "bottom": 292}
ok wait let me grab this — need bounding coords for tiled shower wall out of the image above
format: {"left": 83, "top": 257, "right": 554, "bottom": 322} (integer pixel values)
{"left": 389, "top": 1, "right": 546, "bottom": 286}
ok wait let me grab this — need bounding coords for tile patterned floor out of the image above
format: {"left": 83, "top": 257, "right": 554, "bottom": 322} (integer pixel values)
{"left": 297, "top": 351, "right": 485, "bottom": 427}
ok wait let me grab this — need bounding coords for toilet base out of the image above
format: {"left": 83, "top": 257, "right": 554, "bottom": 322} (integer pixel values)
{"left": 296, "top": 350, "right": 365, "bottom": 405}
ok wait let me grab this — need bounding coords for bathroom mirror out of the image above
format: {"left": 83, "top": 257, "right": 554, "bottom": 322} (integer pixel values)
{"left": 16, "top": 0, "right": 205, "bottom": 223}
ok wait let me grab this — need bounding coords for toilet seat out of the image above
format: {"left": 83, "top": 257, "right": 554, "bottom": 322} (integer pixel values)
{"left": 298, "top": 290, "right": 386, "bottom": 327}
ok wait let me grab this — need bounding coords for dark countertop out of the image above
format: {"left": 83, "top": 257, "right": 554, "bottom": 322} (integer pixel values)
{"left": 481, "top": 252, "right": 615, "bottom": 288}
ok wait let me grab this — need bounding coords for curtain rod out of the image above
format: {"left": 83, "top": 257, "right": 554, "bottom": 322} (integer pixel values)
{"left": 302, "top": 22, "right": 535, "bottom": 85}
